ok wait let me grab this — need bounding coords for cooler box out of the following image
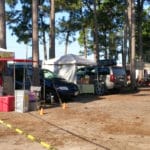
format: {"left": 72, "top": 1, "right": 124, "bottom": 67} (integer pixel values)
{"left": 0, "top": 96, "right": 15, "bottom": 112}
{"left": 15, "top": 90, "right": 29, "bottom": 113}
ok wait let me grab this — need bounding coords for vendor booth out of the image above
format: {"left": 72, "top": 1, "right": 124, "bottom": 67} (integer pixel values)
{"left": 0, "top": 48, "right": 15, "bottom": 95}
{"left": 42, "top": 54, "right": 96, "bottom": 94}
{"left": 0, "top": 48, "right": 15, "bottom": 112}
{"left": 0, "top": 48, "right": 38, "bottom": 113}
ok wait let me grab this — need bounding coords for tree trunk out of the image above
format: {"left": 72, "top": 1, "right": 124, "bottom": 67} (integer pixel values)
{"left": 137, "top": 0, "right": 144, "bottom": 60}
{"left": 0, "top": 0, "right": 7, "bottom": 73}
{"left": 137, "top": 0, "right": 144, "bottom": 80}
{"left": 65, "top": 31, "right": 70, "bottom": 55}
{"left": 122, "top": 7, "right": 128, "bottom": 67}
{"left": 122, "top": 23, "right": 127, "bottom": 68}
{"left": 32, "top": 0, "right": 40, "bottom": 86}
{"left": 128, "top": 0, "right": 136, "bottom": 90}
{"left": 40, "top": 15, "right": 47, "bottom": 61}
{"left": 83, "top": 28, "right": 87, "bottom": 58}
{"left": 93, "top": 0, "right": 99, "bottom": 64}
{"left": 0, "top": 0, "right": 6, "bottom": 48}
{"left": 43, "top": 30, "right": 47, "bottom": 60}
{"left": 49, "top": 0, "right": 55, "bottom": 58}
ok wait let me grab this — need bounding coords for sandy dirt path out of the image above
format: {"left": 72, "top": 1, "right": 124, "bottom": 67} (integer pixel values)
{"left": 0, "top": 87, "right": 150, "bottom": 150}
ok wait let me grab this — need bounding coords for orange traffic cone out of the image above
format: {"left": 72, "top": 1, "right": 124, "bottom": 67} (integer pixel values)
{"left": 39, "top": 106, "right": 44, "bottom": 115}
{"left": 62, "top": 103, "right": 67, "bottom": 109}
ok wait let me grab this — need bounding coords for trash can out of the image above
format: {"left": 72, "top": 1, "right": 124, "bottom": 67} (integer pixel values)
{"left": 15, "top": 90, "right": 29, "bottom": 113}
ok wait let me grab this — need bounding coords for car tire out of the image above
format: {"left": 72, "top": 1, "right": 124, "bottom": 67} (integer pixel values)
{"left": 94, "top": 82, "right": 105, "bottom": 96}
{"left": 44, "top": 91, "right": 58, "bottom": 104}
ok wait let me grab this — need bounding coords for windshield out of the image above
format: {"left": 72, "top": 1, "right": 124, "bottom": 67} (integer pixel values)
{"left": 42, "top": 69, "right": 58, "bottom": 79}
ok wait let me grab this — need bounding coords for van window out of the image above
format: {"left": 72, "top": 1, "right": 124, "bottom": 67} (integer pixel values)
{"left": 112, "top": 67, "right": 126, "bottom": 75}
{"left": 97, "top": 67, "right": 110, "bottom": 75}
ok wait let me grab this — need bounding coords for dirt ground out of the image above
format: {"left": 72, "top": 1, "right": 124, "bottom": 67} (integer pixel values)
{"left": 0, "top": 87, "right": 150, "bottom": 150}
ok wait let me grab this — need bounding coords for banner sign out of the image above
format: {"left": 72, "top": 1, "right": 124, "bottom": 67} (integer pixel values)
{"left": 0, "top": 51, "right": 15, "bottom": 59}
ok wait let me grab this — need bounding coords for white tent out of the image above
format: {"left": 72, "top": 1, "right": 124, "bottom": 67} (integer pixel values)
{"left": 42, "top": 54, "right": 96, "bottom": 83}
{"left": 55, "top": 54, "right": 96, "bottom": 65}
{"left": 42, "top": 57, "right": 59, "bottom": 72}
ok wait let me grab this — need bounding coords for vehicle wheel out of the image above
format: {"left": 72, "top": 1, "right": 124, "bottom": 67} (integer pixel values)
{"left": 44, "top": 92, "right": 51, "bottom": 103}
{"left": 94, "top": 82, "right": 105, "bottom": 96}
{"left": 44, "top": 91, "right": 58, "bottom": 104}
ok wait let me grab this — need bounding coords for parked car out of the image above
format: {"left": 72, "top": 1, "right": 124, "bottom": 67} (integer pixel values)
{"left": 7, "top": 65, "right": 79, "bottom": 103}
{"left": 40, "top": 69, "right": 79, "bottom": 102}
{"left": 96, "top": 66, "right": 127, "bottom": 91}
{"left": 77, "top": 65, "right": 127, "bottom": 95}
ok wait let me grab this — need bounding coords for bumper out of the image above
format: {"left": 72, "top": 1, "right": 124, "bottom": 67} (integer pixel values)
{"left": 58, "top": 90, "right": 79, "bottom": 97}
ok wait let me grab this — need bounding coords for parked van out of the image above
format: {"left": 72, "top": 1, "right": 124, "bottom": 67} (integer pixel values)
{"left": 77, "top": 65, "right": 127, "bottom": 95}
{"left": 96, "top": 66, "right": 127, "bottom": 91}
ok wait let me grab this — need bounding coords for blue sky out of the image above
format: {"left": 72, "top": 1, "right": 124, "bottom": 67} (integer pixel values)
{"left": 5, "top": 4, "right": 81, "bottom": 60}
{"left": 6, "top": 27, "right": 81, "bottom": 60}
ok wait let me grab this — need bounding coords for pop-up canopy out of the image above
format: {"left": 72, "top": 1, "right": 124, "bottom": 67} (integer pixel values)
{"left": 42, "top": 54, "right": 96, "bottom": 83}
